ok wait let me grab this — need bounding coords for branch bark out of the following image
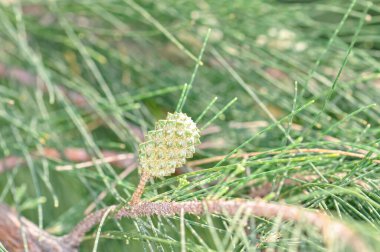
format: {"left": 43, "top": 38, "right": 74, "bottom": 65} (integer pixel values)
{"left": 63, "top": 200, "right": 370, "bottom": 252}
{"left": 0, "top": 199, "right": 371, "bottom": 252}
{"left": 0, "top": 204, "right": 73, "bottom": 252}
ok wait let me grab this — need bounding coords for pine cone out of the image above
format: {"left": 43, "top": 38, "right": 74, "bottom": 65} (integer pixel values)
{"left": 138, "top": 112, "right": 200, "bottom": 177}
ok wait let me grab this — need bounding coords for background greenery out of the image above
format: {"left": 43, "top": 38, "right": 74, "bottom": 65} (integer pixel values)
{"left": 0, "top": 0, "right": 379, "bottom": 251}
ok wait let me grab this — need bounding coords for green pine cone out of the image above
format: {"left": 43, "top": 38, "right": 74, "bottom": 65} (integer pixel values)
{"left": 138, "top": 112, "right": 201, "bottom": 177}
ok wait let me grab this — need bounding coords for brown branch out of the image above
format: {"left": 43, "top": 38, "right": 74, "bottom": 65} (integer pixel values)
{"left": 0, "top": 156, "right": 25, "bottom": 174}
{"left": 55, "top": 152, "right": 135, "bottom": 171}
{"left": 54, "top": 139, "right": 223, "bottom": 172}
{"left": 0, "top": 63, "right": 88, "bottom": 107}
{"left": 63, "top": 200, "right": 370, "bottom": 252}
{"left": 0, "top": 147, "right": 135, "bottom": 174}
{"left": 0, "top": 204, "right": 73, "bottom": 252}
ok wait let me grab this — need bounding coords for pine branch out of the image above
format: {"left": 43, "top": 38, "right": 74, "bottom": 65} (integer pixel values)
{"left": 63, "top": 199, "right": 370, "bottom": 252}
{"left": 0, "top": 204, "right": 73, "bottom": 252}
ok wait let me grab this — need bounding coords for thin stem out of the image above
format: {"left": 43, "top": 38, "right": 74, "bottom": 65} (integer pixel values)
{"left": 195, "top": 96, "right": 218, "bottom": 123}
{"left": 129, "top": 172, "right": 150, "bottom": 205}
{"left": 200, "top": 97, "right": 238, "bottom": 131}
{"left": 92, "top": 207, "right": 113, "bottom": 252}
{"left": 85, "top": 162, "right": 138, "bottom": 214}
{"left": 176, "top": 29, "right": 211, "bottom": 112}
